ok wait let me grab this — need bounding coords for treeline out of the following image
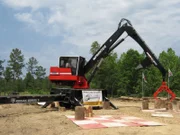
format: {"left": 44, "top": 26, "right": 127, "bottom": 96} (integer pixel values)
{"left": 0, "top": 43, "right": 180, "bottom": 97}
{"left": 89, "top": 41, "right": 180, "bottom": 97}
{"left": 0, "top": 48, "right": 51, "bottom": 95}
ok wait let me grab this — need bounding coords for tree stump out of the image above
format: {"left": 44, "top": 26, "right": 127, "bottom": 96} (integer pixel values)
{"left": 103, "top": 101, "right": 111, "bottom": 109}
{"left": 142, "top": 100, "right": 149, "bottom": 110}
{"left": 59, "top": 107, "right": 66, "bottom": 112}
{"left": 166, "top": 102, "right": 173, "bottom": 110}
{"left": 177, "top": 101, "right": 180, "bottom": 111}
{"left": 154, "top": 99, "right": 166, "bottom": 109}
{"left": 47, "top": 102, "right": 55, "bottom": 109}
{"left": 75, "top": 106, "right": 85, "bottom": 120}
{"left": 84, "top": 105, "right": 93, "bottom": 117}
{"left": 54, "top": 102, "right": 60, "bottom": 108}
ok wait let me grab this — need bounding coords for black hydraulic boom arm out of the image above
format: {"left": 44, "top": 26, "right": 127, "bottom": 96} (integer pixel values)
{"left": 84, "top": 18, "right": 166, "bottom": 82}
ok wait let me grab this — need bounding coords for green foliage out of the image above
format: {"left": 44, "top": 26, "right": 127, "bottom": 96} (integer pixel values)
{"left": 1, "top": 48, "right": 49, "bottom": 95}
{"left": 20, "top": 89, "right": 49, "bottom": 95}
{"left": 16, "top": 79, "right": 26, "bottom": 92}
{"left": 116, "top": 49, "right": 143, "bottom": 96}
{"left": 90, "top": 41, "right": 100, "bottom": 55}
{"left": 142, "top": 66, "right": 161, "bottom": 96}
{"left": 3, "top": 67, "right": 13, "bottom": 82}
{"left": 24, "top": 72, "right": 35, "bottom": 90}
{"left": 159, "top": 48, "right": 179, "bottom": 70}
{"left": 0, "top": 59, "right": 5, "bottom": 94}
{"left": 35, "top": 66, "right": 46, "bottom": 79}
{"left": 92, "top": 52, "right": 118, "bottom": 93}
{"left": 26, "top": 57, "right": 38, "bottom": 76}
{"left": 0, "top": 59, "right": 5, "bottom": 78}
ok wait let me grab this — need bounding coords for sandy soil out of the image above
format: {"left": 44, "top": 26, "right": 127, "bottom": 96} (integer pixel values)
{"left": 0, "top": 99, "right": 180, "bottom": 135}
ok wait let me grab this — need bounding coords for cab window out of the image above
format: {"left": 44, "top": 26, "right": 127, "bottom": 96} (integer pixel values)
{"left": 59, "top": 57, "right": 78, "bottom": 75}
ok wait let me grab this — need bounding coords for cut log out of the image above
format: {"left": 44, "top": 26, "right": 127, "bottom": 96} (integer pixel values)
{"left": 142, "top": 100, "right": 149, "bottom": 110}
{"left": 154, "top": 99, "right": 166, "bottom": 109}
{"left": 103, "top": 101, "right": 111, "bottom": 109}
{"left": 59, "top": 107, "right": 66, "bottom": 112}
{"left": 177, "top": 101, "right": 180, "bottom": 111}
{"left": 47, "top": 102, "right": 55, "bottom": 109}
{"left": 54, "top": 102, "right": 60, "bottom": 108}
{"left": 75, "top": 106, "right": 85, "bottom": 120}
{"left": 89, "top": 112, "right": 93, "bottom": 117}
{"left": 166, "top": 102, "right": 173, "bottom": 110}
{"left": 84, "top": 105, "right": 93, "bottom": 117}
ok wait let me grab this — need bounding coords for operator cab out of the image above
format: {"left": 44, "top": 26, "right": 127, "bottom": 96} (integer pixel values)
{"left": 59, "top": 56, "right": 86, "bottom": 76}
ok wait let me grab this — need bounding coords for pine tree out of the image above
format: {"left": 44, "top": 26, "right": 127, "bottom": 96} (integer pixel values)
{"left": 8, "top": 48, "right": 25, "bottom": 79}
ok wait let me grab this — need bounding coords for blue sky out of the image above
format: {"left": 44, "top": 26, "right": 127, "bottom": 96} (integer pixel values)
{"left": 0, "top": 0, "right": 180, "bottom": 74}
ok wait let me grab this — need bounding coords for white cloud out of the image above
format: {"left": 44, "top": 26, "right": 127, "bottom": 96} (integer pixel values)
{"left": 1, "top": 0, "right": 61, "bottom": 10}
{"left": 1, "top": 0, "right": 180, "bottom": 70}
{"left": 15, "top": 13, "right": 36, "bottom": 24}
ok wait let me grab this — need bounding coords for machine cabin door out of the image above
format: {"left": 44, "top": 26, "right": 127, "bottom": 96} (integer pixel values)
{"left": 59, "top": 56, "right": 86, "bottom": 76}
{"left": 78, "top": 56, "right": 86, "bottom": 76}
{"left": 59, "top": 57, "right": 79, "bottom": 75}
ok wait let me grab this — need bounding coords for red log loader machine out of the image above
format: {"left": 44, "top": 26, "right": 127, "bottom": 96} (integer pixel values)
{"left": 0, "top": 18, "right": 175, "bottom": 108}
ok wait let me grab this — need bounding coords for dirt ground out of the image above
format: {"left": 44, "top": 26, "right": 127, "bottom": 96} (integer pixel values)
{"left": 0, "top": 99, "right": 180, "bottom": 135}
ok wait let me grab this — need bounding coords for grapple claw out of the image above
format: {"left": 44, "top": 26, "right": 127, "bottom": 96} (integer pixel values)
{"left": 153, "top": 82, "right": 176, "bottom": 101}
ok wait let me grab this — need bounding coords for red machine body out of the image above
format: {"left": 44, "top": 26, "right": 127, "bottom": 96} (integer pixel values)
{"left": 49, "top": 56, "right": 89, "bottom": 89}
{"left": 49, "top": 66, "right": 89, "bottom": 89}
